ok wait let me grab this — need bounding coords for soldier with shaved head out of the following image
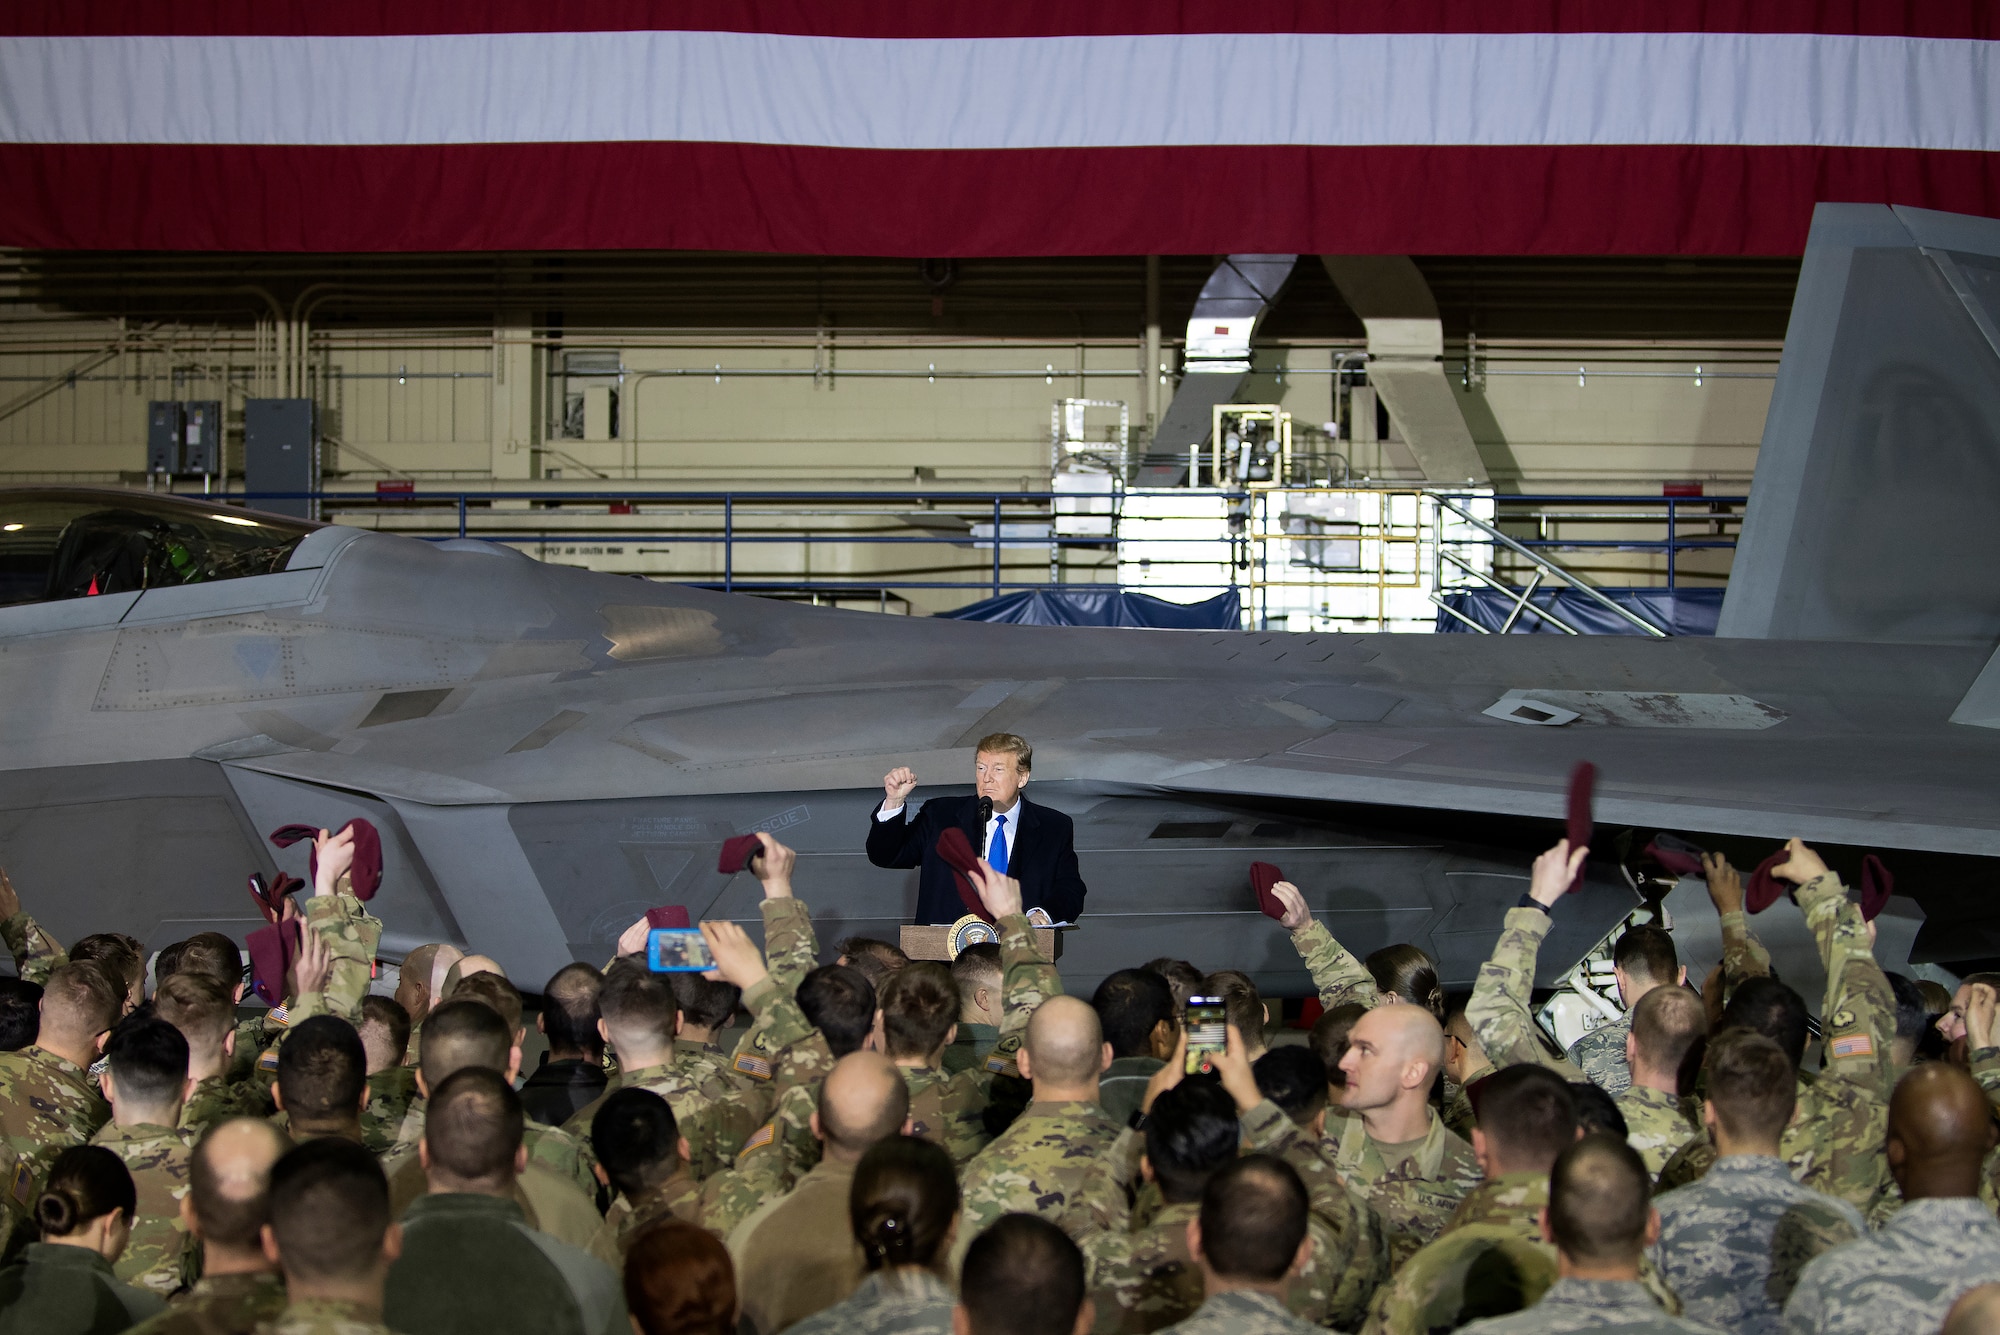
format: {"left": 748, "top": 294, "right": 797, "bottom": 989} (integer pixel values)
{"left": 1782, "top": 1065, "right": 2000, "bottom": 1335}
{"left": 126, "top": 1118, "right": 290, "bottom": 1335}
{"left": 729, "top": 1050, "right": 912, "bottom": 1335}
{"left": 1336, "top": 1004, "right": 1481, "bottom": 1266}
{"left": 955, "top": 994, "right": 1118, "bottom": 1259}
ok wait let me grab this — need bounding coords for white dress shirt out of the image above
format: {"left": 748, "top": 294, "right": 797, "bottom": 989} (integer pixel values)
{"left": 876, "top": 798, "right": 1021, "bottom": 866}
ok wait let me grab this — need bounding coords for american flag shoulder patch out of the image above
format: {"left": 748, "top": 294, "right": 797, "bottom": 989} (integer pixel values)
{"left": 733, "top": 1053, "right": 773, "bottom": 1081}
{"left": 738, "top": 1123, "right": 776, "bottom": 1157}
{"left": 985, "top": 1054, "right": 1013, "bottom": 1074}
{"left": 1829, "top": 1034, "right": 1875, "bottom": 1059}
{"left": 258, "top": 1049, "right": 281, "bottom": 1072}
{"left": 10, "top": 1159, "right": 32, "bottom": 1205}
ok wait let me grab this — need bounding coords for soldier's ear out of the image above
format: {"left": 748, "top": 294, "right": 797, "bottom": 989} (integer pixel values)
{"left": 1537, "top": 1206, "right": 1555, "bottom": 1245}
{"left": 260, "top": 1222, "right": 282, "bottom": 1267}
{"left": 1099, "top": 1041, "right": 1113, "bottom": 1075}
{"left": 1644, "top": 1207, "right": 1661, "bottom": 1249}
{"left": 1289, "top": 1232, "right": 1314, "bottom": 1278}
{"left": 1184, "top": 1216, "right": 1203, "bottom": 1264}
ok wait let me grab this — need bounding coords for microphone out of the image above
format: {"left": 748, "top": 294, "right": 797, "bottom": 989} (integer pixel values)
{"left": 977, "top": 796, "right": 993, "bottom": 825}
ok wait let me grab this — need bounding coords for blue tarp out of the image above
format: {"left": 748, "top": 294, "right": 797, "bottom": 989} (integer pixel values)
{"left": 1435, "top": 587, "right": 1725, "bottom": 635}
{"left": 938, "top": 587, "right": 1242, "bottom": 629}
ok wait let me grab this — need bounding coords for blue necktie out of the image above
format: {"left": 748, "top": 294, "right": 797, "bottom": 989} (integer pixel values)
{"left": 988, "top": 814, "right": 1009, "bottom": 874}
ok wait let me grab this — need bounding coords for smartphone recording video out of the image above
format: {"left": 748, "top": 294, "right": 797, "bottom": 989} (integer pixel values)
{"left": 646, "top": 928, "right": 715, "bottom": 973}
{"left": 1185, "top": 995, "right": 1227, "bottom": 1075}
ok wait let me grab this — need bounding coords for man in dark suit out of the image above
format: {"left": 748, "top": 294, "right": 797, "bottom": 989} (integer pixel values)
{"left": 865, "top": 732, "right": 1087, "bottom": 925}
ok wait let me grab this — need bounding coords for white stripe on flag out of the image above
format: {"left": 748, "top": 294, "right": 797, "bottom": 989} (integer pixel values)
{"left": 0, "top": 30, "right": 1993, "bottom": 152}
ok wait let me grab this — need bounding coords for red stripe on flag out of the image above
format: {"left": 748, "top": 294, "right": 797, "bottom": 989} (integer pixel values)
{"left": 1, "top": 142, "right": 1996, "bottom": 256}
{"left": 1, "top": 2, "right": 1994, "bottom": 39}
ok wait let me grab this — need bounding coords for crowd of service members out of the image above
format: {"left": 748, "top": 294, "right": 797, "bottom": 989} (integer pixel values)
{"left": 0, "top": 824, "right": 1996, "bottom": 1335}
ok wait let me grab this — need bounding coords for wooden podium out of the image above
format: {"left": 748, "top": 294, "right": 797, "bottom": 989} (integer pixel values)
{"left": 901, "top": 924, "right": 1063, "bottom": 962}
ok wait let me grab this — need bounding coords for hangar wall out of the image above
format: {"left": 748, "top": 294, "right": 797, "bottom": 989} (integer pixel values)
{"left": 0, "top": 316, "right": 1772, "bottom": 491}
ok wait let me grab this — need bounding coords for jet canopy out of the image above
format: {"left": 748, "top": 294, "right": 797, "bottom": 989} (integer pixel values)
{"left": 0, "top": 489, "right": 319, "bottom": 606}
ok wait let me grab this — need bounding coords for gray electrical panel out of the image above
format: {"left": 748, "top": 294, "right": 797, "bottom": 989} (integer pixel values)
{"left": 243, "top": 398, "right": 318, "bottom": 520}
{"left": 146, "top": 402, "right": 183, "bottom": 473}
{"left": 180, "top": 400, "right": 222, "bottom": 475}
{"left": 147, "top": 399, "right": 225, "bottom": 475}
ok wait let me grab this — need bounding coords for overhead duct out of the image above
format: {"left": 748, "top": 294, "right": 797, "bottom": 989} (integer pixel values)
{"left": 1320, "top": 256, "right": 1489, "bottom": 484}
{"left": 1134, "top": 254, "right": 1297, "bottom": 486}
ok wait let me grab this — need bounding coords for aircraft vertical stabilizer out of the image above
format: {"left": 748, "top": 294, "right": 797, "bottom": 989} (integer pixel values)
{"left": 1719, "top": 205, "right": 2000, "bottom": 645}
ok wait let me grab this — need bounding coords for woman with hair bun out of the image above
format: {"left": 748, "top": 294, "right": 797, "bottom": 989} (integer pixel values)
{"left": 786, "top": 1136, "right": 959, "bottom": 1335}
{"left": 1269, "top": 879, "right": 1446, "bottom": 1017}
{"left": 0, "top": 1144, "right": 163, "bottom": 1333}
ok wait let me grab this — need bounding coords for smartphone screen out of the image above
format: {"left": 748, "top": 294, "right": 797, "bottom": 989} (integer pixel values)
{"left": 647, "top": 928, "right": 715, "bottom": 973}
{"left": 1185, "top": 995, "right": 1227, "bottom": 1075}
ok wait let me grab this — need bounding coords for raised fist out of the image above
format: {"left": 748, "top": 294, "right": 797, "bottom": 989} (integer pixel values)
{"left": 883, "top": 767, "right": 918, "bottom": 806}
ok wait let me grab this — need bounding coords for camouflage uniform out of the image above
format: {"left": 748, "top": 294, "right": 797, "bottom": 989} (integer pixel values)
{"left": 1781, "top": 1197, "right": 2000, "bottom": 1335}
{"left": 941, "top": 1021, "right": 998, "bottom": 1075}
{"left": 956, "top": 1099, "right": 1121, "bottom": 1259}
{"left": 784, "top": 1267, "right": 955, "bottom": 1335}
{"left": 357, "top": 1066, "right": 418, "bottom": 1157}
{"left": 226, "top": 1017, "right": 272, "bottom": 1086}
{"left": 181, "top": 1074, "right": 274, "bottom": 1138}
{"left": 1465, "top": 907, "right": 1583, "bottom": 1078}
{"left": 1719, "top": 873, "right": 1896, "bottom": 1212}
{"left": 899, "top": 1064, "right": 989, "bottom": 1167}
{"left": 300, "top": 890, "right": 382, "bottom": 1022}
{"left": 1971, "top": 1042, "right": 2000, "bottom": 1110}
{"left": 1652, "top": 1133, "right": 1714, "bottom": 1194}
{"left": 1440, "top": 1066, "right": 1488, "bottom": 1142}
{"left": 0, "top": 909, "right": 67, "bottom": 985}
{"left": 128, "top": 1269, "right": 289, "bottom": 1335}
{"left": 587, "top": 1172, "right": 708, "bottom": 1268}
{"left": 1458, "top": 1278, "right": 1722, "bottom": 1334}
{"left": 1361, "top": 1173, "right": 1558, "bottom": 1335}
{"left": 257, "top": 1296, "right": 399, "bottom": 1335}
{"left": 1329, "top": 1107, "right": 1482, "bottom": 1268}
{"left": 0, "top": 1044, "right": 110, "bottom": 1180}
{"left": 1155, "top": 1289, "right": 1321, "bottom": 1335}
{"left": 1063, "top": 1099, "right": 1354, "bottom": 1334}
{"left": 1289, "top": 920, "right": 1381, "bottom": 1009}
{"left": 1362, "top": 1172, "right": 1684, "bottom": 1335}
{"left": 566, "top": 895, "right": 828, "bottom": 1174}
{"left": 90, "top": 1120, "right": 198, "bottom": 1299}
{"left": 674, "top": 1038, "right": 747, "bottom": 1105}
{"left": 1566, "top": 1015, "right": 1634, "bottom": 1097}
{"left": 1615, "top": 1086, "right": 1699, "bottom": 1176}
{"left": 239, "top": 890, "right": 385, "bottom": 1089}
{"left": 1271, "top": 1132, "right": 1395, "bottom": 1331}
{"left": 1651, "top": 1154, "right": 1865, "bottom": 1335}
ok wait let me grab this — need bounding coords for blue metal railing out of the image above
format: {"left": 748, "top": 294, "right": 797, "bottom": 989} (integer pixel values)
{"left": 210, "top": 486, "right": 1744, "bottom": 609}
{"left": 1487, "top": 494, "right": 1747, "bottom": 591}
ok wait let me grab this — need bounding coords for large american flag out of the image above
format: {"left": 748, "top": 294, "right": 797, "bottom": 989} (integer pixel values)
{"left": 1, "top": 3, "right": 1995, "bottom": 254}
